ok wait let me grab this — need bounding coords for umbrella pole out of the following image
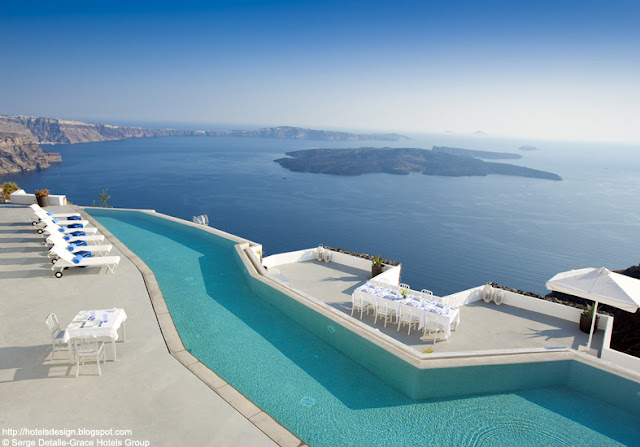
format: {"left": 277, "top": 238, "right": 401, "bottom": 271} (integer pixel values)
{"left": 586, "top": 301, "right": 599, "bottom": 352}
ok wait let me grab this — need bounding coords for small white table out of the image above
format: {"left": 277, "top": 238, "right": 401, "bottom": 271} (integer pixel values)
{"left": 64, "top": 309, "right": 127, "bottom": 361}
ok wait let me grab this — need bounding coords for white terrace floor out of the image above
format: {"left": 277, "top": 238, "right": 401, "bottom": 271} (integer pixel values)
{"left": 0, "top": 204, "right": 277, "bottom": 447}
{"left": 274, "top": 259, "right": 603, "bottom": 355}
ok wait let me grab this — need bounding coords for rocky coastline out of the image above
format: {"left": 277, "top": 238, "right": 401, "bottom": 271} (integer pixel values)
{"left": 0, "top": 115, "right": 409, "bottom": 145}
{"left": 0, "top": 132, "right": 61, "bottom": 175}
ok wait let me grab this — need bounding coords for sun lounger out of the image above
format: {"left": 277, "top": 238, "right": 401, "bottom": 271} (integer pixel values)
{"left": 48, "top": 242, "right": 113, "bottom": 263}
{"left": 29, "top": 203, "right": 81, "bottom": 222}
{"left": 45, "top": 232, "right": 105, "bottom": 246}
{"left": 38, "top": 222, "right": 99, "bottom": 236}
{"left": 51, "top": 249, "right": 121, "bottom": 278}
{"left": 34, "top": 213, "right": 90, "bottom": 229}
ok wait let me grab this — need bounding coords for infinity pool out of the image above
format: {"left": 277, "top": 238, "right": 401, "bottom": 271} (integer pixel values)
{"left": 87, "top": 209, "right": 640, "bottom": 447}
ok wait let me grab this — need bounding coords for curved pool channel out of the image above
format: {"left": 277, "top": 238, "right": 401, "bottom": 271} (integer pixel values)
{"left": 87, "top": 209, "right": 640, "bottom": 447}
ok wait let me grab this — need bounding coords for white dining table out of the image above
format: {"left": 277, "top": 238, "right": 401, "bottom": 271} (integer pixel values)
{"left": 354, "top": 284, "right": 460, "bottom": 338}
{"left": 64, "top": 308, "right": 127, "bottom": 361}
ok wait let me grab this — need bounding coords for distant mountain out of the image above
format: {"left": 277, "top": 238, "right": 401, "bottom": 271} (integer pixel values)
{"left": 0, "top": 132, "right": 61, "bottom": 174}
{"left": 432, "top": 146, "right": 521, "bottom": 160}
{"left": 0, "top": 115, "right": 409, "bottom": 145}
{"left": 275, "top": 147, "right": 562, "bottom": 181}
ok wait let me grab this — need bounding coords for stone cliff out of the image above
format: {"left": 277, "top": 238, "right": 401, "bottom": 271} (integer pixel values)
{"left": 0, "top": 132, "right": 61, "bottom": 174}
{"left": 0, "top": 115, "right": 409, "bottom": 144}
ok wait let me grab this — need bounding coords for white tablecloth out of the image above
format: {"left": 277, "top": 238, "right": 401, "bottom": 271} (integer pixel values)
{"left": 354, "top": 284, "right": 460, "bottom": 338}
{"left": 64, "top": 308, "right": 127, "bottom": 342}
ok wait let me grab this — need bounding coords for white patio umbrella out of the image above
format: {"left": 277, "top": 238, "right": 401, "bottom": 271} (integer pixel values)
{"left": 546, "top": 267, "right": 640, "bottom": 351}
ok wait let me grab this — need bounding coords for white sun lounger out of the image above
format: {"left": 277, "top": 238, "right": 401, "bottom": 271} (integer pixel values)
{"left": 29, "top": 204, "right": 81, "bottom": 224}
{"left": 45, "top": 232, "right": 105, "bottom": 246}
{"left": 48, "top": 243, "right": 113, "bottom": 263}
{"left": 51, "top": 249, "right": 121, "bottom": 278}
{"left": 34, "top": 214, "right": 91, "bottom": 229}
{"left": 38, "top": 222, "right": 99, "bottom": 236}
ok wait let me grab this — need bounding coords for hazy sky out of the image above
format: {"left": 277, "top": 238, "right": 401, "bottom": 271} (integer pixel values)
{"left": 1, "top": 0, "right": 639, "bottom": 142}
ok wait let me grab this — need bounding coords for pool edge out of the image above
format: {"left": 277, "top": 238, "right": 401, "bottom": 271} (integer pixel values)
{"left": 77, "top": 206, "right": 307, "bottom": 447}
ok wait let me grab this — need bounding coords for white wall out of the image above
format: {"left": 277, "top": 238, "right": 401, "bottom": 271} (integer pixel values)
{"left": 10, "top": 190, "right": 36, "bottom": 204}
{"left": 328, "top": 250, "right": 373, "bottom": 271}
{"left": 262, "top": 248, "right": 316, "bottom": 268}
{"left": 601, "top": 348, "right": 640, "bottom": 372}
{"left": 372, "top": 265, "right": 401, "bottom": 286}
{"left": 9, "top": 189, "right": 66, "bottom": 205}
{"left": 263, "top": 247, "right": 403, "bottom": 284}
{"left": 442, "top": 286, "right": 484, "bottom": 307}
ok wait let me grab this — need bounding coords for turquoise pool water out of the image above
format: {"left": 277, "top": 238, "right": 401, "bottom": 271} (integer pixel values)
{"left": 87, "top": 209, "right": 640, "bottom": 447}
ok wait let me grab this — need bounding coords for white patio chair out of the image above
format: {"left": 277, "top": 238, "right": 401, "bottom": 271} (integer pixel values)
{"left": 421, "top": 289, "right": 433, "bottom": 296}
{"left": 399, "top": 283, "right": 410, "bottom": 290}
{"left": 351, "top": 292, "right": 371, "bottom": 319}
{"left": 374, "top": 300, "right": 395, "bottom": 327}
{"left": 374, "top": 278, "right": 390, "bottom": 286}
{"left": 45, "top": 313, "right": 69, "bottom": 359}
{"left": 72, "top": 336, "right": 106, "bottom": 378}
{"left": 397, "top": 304, "right": 421, "bottom": 335}
{"left": 422, "top": 313, "right": 444, "bottom": 344}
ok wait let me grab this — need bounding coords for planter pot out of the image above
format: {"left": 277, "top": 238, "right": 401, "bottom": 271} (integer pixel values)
{"left": 371, "top": 265, "right": 384, "bottom": 278}
{"left": 579, "top": 313, "right": 599, "bottom": 333}
{"left": 36, "top": 196, "right": 49, "bottom": 207}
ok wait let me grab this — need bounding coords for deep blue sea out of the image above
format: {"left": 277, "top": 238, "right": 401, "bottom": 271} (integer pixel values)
{"left": 5, "top": 133, "right": 639, "bottom": 296}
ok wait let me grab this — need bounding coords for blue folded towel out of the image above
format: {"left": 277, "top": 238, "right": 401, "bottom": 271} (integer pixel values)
{"left": 47, "top": 211, "right": 53, "bottom": 216}
{"left": 66, "top": 244, "right": 77, "bottom": 251}
{"left": 68, "top": 216, "right": 82, "bottom": 221}
{"left": 52, "top": 217, "right": 59, "bottom": 223}
{"left": 67, "top": 223, "right": 83, "bottom": 229}
{"left": 73, "top": 240, "right": 87, "bottom": 246}
{"left": 58, "top": 227, "right": 66, "bottom": 232}
{"left": 69, "top": 231, "right": 86, "bottom": 237}
{"left": 71, "top": 251, "right": 92, "bottom": 263}
{"left": 63, "top": 235, "right": 71, "bottom": 241}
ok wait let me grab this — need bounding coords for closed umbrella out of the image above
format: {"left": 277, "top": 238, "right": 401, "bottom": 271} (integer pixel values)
{"left": 546, "top": 267, "right": 640, "bottom": 351}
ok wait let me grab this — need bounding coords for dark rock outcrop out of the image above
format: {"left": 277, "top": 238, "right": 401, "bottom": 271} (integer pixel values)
{"left": 0, "top": 132, "right": 61, "bottom": 174}
{"left": 275, "top": 147, "right": 562, "bottom": 180}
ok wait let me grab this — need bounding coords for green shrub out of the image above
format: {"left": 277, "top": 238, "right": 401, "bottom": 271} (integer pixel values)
{"left": 2, "top": 182, "right": 19, "bottom": 200}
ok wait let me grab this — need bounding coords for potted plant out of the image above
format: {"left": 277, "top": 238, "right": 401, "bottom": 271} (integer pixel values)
{"left": 371, "top": 254, "right": 384, "bottom": 278}
{"left": 400, "top": 288, "right": 410, "bottom": 299}
{"left": 35, "top": 189, "right": 50, "bottom": 207}
{"left": 579, "top": 304, "right": 599, "bottom": 333}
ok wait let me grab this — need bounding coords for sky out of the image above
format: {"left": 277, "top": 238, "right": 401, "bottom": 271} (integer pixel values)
{"left": 1, "top": 0, "right": 639, "bottom": 142}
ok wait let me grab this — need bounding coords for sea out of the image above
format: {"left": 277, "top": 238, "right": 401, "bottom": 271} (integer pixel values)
{"left": 4, "top": 131, "right": 639, "bottom": 296}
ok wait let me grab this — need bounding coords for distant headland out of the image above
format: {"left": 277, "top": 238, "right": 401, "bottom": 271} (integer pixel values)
{"left": 0, "top": 115, "right": 409, "bottom": 145}
{"left": 0, "top": 114, "right": 409, "bottom": 174}
{"left": 275, "top": 147, "right": 562, "bottom": 181}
